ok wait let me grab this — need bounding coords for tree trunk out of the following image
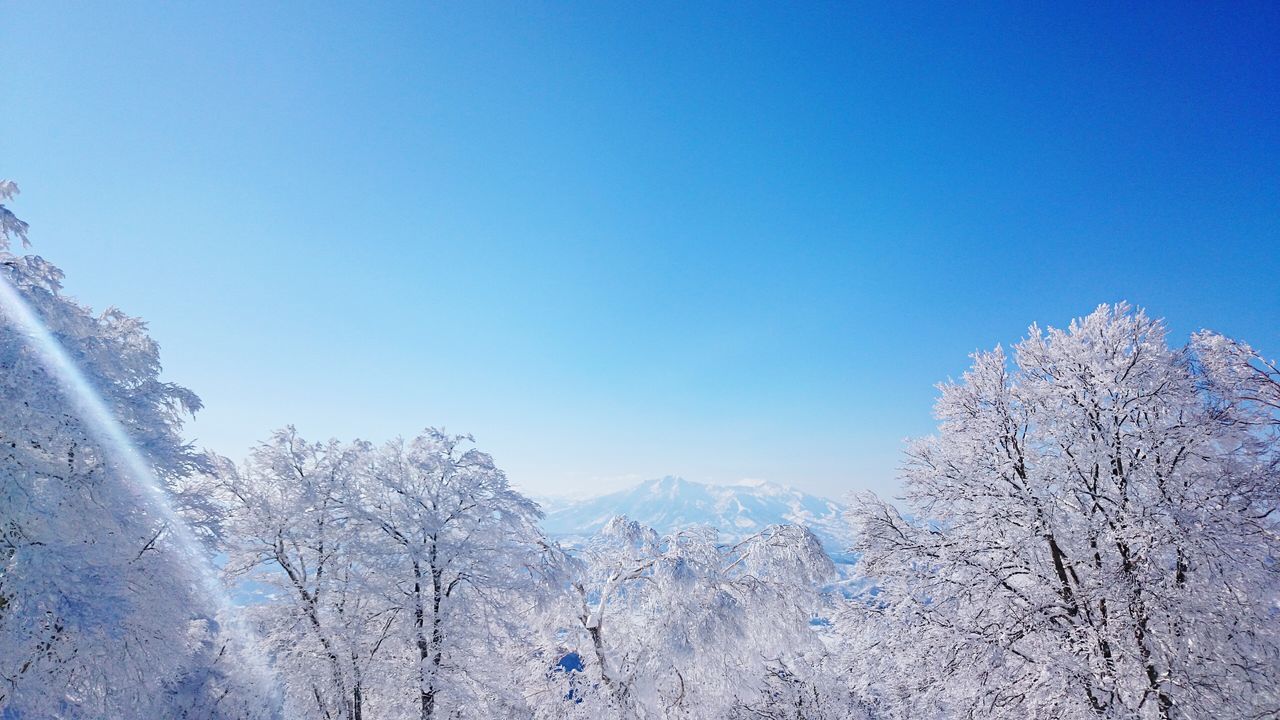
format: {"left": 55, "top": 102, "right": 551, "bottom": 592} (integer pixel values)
{"left": 412, "top": 559, "right": 432, "bottom": 720}
{"left": 352, "top": 671, "right": 363, "bottom": 720}
{"left": 581, "top": 592, "right": 630, "bottom": 712}
{"left": 424, "top": 565, "right": 445, "bottom": 720}
{"left": 278, "top": 544, "right": 349, "bottom": 719}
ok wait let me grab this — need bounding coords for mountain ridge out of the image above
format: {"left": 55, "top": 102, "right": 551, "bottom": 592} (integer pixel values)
{"left": 537, "top": 476, "right": 856, "bottom": 556}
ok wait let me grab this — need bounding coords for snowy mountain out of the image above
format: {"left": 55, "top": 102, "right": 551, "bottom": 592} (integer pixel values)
{"left": 539, "top": 476, "right": 856, "bottom": 556}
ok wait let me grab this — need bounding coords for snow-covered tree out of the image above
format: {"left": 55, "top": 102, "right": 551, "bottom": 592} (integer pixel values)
{"left": 210, "top": 426, "right": 570, "bottom": 720}
{"left": 212, "top": 428, "right": 393, "bottom": 720}
{"left": 354, "top": 428, "right": 561, "bottom": 720}
{"left": 842, "top": 303, "right": 1280, "bottom": 719}
{"left": 562, "top": 516, "right": 837, "bottom": 719}
{"left": 0, "top": 182, "right": 273, "bottom": 718}
{"left": 726, "top": 650, "right": 866, "bottom": 720}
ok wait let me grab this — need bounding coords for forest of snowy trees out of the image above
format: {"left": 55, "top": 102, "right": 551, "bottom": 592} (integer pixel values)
{"left": 3, "top": 181, "right": 1278, "bottom": 719}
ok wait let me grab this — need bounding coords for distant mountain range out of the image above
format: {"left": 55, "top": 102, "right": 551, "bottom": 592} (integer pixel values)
{"left": 537, "top": 476, "right": 856, "bottom": 557}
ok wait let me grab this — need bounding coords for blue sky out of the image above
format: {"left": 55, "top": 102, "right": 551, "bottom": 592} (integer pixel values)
{"left": 4, "top": 2, "right": 1277, "bottom": 499}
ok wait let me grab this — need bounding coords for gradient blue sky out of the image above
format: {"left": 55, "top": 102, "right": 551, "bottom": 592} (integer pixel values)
{"left": 4, "top": 2, "right": 1277, "bottom": 499}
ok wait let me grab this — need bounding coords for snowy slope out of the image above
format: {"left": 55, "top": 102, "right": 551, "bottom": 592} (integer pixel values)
{"left": 539, "top": 476, "right": 856, "bottom": 556}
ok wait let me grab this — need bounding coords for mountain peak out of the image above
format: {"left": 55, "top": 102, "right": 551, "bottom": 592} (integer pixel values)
{"left": 540, "top": 476, "right": 854, "bottom": 555}
{"left": 644, "top": 475, "right": 691, "bottom": 494}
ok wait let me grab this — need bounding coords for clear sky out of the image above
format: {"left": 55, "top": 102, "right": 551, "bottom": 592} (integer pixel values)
{"left": 4, "top": 2, "right": 1277, "bottom": 499}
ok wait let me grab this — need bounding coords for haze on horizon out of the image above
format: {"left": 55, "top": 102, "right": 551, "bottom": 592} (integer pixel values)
{"left": 3, "top": 2, "right": 1277, "bottom": 500}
